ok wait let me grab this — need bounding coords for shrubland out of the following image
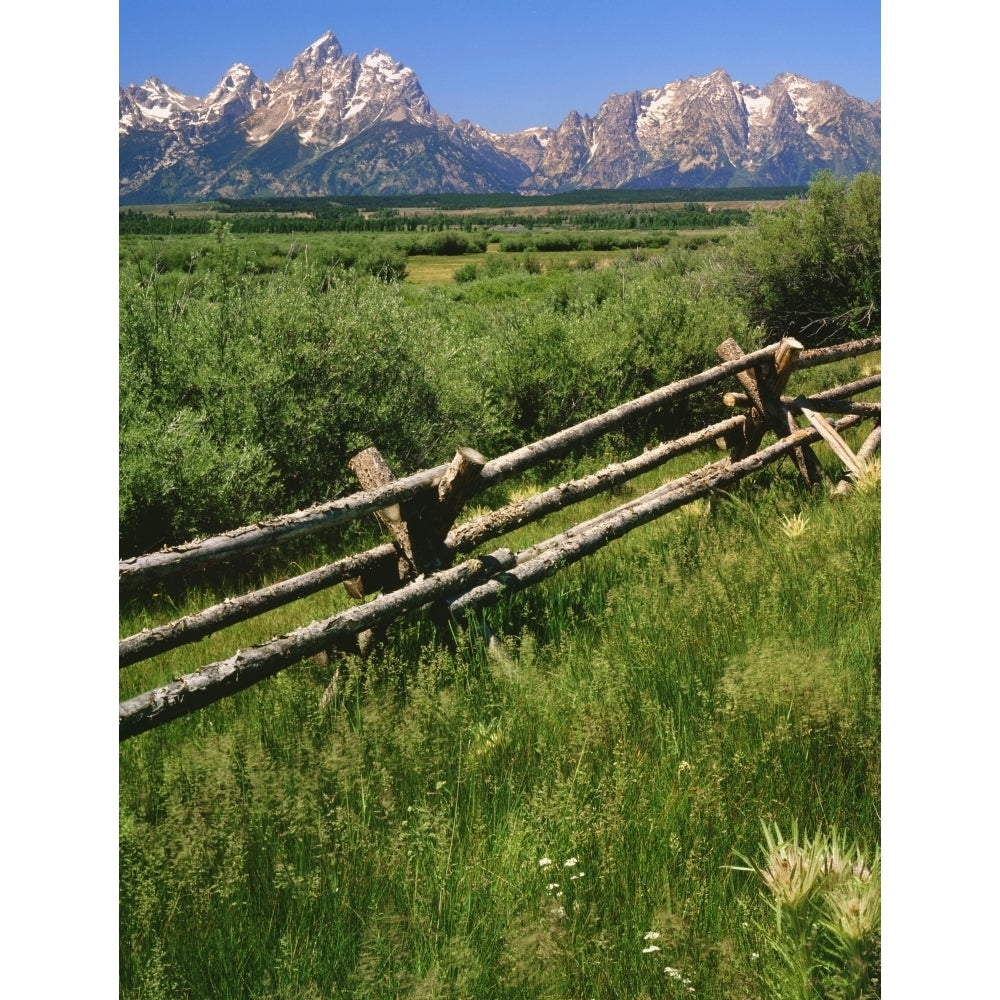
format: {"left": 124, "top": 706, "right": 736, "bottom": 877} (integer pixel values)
{"left": 120, "top": 172, "right": 880, "bottom": 998}
{"left": 120, "top": 220, "right": 761, "bottom": 555}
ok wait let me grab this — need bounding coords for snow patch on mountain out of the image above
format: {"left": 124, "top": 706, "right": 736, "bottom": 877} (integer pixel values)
{"left": 120, "top": 31, "right": 880, "bottom": 201}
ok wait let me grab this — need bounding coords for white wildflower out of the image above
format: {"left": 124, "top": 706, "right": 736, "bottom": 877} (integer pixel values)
{"left": 643, "top": 945, "right": 662, "bottom": 954}
{"left": 564, "top": 857, "right": 579, "bottom": 867}
{"left": 546, "top": 883, "right": 560, "bottom": 891}
{"left": 538, "top": 857, "right": 553, "bottom": 868}
{"left": 643, "top": 931, "right": 661, "bottom": 941}
{"left": 665, "top": 967, "right": 682, "bottom": 980}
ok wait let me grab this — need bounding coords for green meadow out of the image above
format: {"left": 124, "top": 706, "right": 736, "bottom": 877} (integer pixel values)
{"left": 120, "top": 173, "right": 881, "bottom": 999}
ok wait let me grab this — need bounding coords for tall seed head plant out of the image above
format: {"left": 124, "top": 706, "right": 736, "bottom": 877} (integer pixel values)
{"left": 734, "top": 820, "right": 880, "bottom": 1000}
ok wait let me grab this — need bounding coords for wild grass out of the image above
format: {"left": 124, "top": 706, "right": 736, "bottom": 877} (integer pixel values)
{"left": 120, "top": 462, "right": 880, "bottom": 999}
{"left": 404, "top": 249, "right": 627, "bottom": 284}
{"left": 120, "top": 176, "right": 879, "bottom": 996}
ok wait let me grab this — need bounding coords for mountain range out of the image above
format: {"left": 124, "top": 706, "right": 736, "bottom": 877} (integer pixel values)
{"left": 119, "top": 31, "right": 880, "bottom": 203}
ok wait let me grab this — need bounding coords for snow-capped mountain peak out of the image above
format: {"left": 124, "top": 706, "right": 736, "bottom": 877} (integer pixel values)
{"left": 120, "top": 32, "right": 880, "bottom": 200}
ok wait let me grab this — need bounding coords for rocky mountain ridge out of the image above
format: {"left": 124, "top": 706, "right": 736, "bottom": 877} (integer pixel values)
{"left": 120, "top": 30, "right": 880, "bottom": 202}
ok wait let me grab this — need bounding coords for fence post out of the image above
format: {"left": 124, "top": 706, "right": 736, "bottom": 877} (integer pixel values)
{"left": 404, "top": 446, "right": 487, "bottom": 573}
{"left": 795, "top": 402, "right": 861, "bottom": 476}
{"left": 716, "top": 337, "right": 823, "bottom": 487}
{"left": 344, "top": 447, "right": 415, "bottom": 598}
{"left": 340, "top": 445, "right": 487, "bottom": 655}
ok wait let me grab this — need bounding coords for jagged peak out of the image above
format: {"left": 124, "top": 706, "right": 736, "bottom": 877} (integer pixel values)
{"left": 362, "top": 49, "right": 400, "bottom": 69}
{"left": 293, "top": 31, "right": 344, "bottom": 70}
{"left": 129, "top": 76, "right": 198, "bottom": 108}
{"left": 360, "top": 49, "right": 415, "bottom": 84}
{"left": 214, "top": 63, "right": 256, "bottom": 90}
{"left": 202, "top": 63, "right": 269, "bottom": 114}
{"left": 691, "top": 68, "right": 734, "bottom": 92}
{"left": 135, "top": 75, "right": 193, "bottom": 100}
{"left": 773, "top": 71, "right": 818, "bottom": 92}
{"left": 308, "top": 30, "right": 340, "bottom": 53}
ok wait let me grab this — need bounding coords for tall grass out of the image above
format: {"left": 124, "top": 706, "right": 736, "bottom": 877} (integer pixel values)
{"left": 120, "top": 464, "right": 880, "bottom": 999}
{"left": 120, "top": 186, "right": 879, "bottom": 997}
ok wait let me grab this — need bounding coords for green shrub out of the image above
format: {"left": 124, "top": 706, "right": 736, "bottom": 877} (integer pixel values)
{"left": 119, "top": 408, "right": 281, "bottom": 554}
{"left": 412, "top": 231, "right": 487, "bottom": 256}
{"left": 481, "top": 253, "right": 517, "bottom": 277}
{"left": 119, "top": 245, "right": 447, "bottom": 555}
{"left": 355, "top": 247, "right": 408, "bottom": 281}
{"left": 453, "top": 261, "right": 480, "bottom": 283}
{"left": 498, "top": 235, "right": 530, "bottom": 252}
{"left": 712, "top": 171, "right": 880, "bottom": 345}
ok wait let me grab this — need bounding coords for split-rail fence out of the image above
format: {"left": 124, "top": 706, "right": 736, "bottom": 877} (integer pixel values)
{"left": 120, "top": 334, "right": 881, "bottom": 741}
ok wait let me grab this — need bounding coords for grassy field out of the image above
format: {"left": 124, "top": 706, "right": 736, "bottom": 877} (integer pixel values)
{"left": 119, "top": 228, "right": 726, "bottom": 282}
{"left": 120, "top": 174, "right": 880, "bottom": 998}
{"left": 403, "top": 246, "right": 672, "bottom": 284}
{"left": 120, "top": 450, "right": 880, "bottom": 1000}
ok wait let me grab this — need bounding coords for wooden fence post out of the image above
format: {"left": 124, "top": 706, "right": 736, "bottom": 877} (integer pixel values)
{"left": 832, "top": 423, "right": 881, "bottom": 497}
{"left": 716, "top": 337, "right": 823, "bottom": 487}
{"left": 340, "top": 445, "right": 487, "bottom": 656}
{"left": 403, "top": 446, "right": 487, "bottom": 573}
{"left": 344, "top": 447, "right": 414, "bottom": 598}
{"left": 795, "top": 401, "right": 861, "bottom": 477}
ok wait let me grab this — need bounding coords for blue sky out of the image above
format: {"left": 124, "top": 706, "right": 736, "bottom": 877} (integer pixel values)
{"left": 119, "top": 1, "right": 880, "bottom": 134}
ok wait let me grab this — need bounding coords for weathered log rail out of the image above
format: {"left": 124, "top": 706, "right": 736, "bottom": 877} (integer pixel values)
{"left": 119, "top": 338, "right": 878, "bottom": 593}
{"left": 120, "top": 335, "right": 880, "bottom": 740}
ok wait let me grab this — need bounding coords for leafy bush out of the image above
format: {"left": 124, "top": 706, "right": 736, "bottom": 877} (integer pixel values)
{"left": 119, "top": 408, "right": 281, "bottom": 555}
{"left": 530, "top": 232, "right": 581, "bottom": 252}
{"left": 481, "top": 253, "right": 518, "bottom": 278}
{"left": 453, "top": 261, "right": 480, "bottom": 283}
{"left": 119, "top": 237, "right": 448, "bottom": 555}
{"left": 711, "top": 171, "right": 880, "bottom": 345}
{"left": 498, "top": 235, "right": 531, "bottom": 253}
{"left": 410, "top": 231, "right": 487, "bottom": 256}
{"left": 522, "top": 252, "right": 542, "bottom": 275}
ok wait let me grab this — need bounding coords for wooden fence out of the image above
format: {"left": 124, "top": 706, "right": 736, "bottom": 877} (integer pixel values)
{"left": 119, "top": 334, "right": 881, "bottom": 741}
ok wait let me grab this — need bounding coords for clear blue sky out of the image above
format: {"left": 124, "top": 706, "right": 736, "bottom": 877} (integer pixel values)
{"left": 119, "top": 1, "right": 880, "bottom": 134}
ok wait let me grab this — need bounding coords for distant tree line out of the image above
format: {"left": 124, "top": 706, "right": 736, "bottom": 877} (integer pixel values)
{"left": 118, "top": 208, "right": 381, "bottom": 236}
{"left": 120, "top": 186, "right": 804, "bottom": 227}
{"left": 210, "top": 187, "right": 803, "bottom": 212}
{"left": 120, "top": 203, "right": 752, "bottom": 237}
